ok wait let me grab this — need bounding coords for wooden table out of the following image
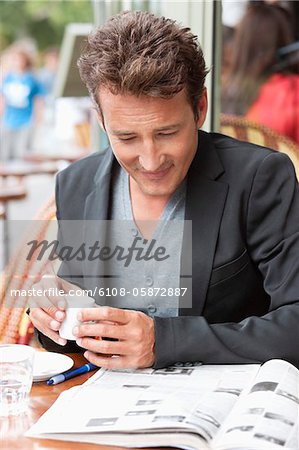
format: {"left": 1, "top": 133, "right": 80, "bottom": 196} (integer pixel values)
{"left": 0, "top": 160, "right": 59, "bottom": 178}
{"left": 23, "top": 150, "right": 87, "bottom": 164}
{"left": 0, "top": 184, "right": 27, "bottom": 205}
{"left": 1, "top": 353, "right": 168, "bottom": 450}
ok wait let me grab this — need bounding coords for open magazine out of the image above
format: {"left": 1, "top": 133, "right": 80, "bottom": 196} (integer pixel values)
{"left": 26, "top": 359, "right": 299, "bottom": 450}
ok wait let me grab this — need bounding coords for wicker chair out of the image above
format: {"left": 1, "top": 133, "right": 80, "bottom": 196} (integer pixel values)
{"left": 1, "top": 115, "right": 299, "bottom": 344}
{"left": 220, "top": 114, "right": 299, "bottom": 181}
{"left": 0, "top": 196, "right": 56, "bottom": 344}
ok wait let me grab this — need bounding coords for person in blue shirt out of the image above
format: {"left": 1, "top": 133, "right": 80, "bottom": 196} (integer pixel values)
{"left": 37, "top": 47, "right": 59, "bottom": 97}
{"left": 0, "top": 48, "right": 44, "bottom": 161}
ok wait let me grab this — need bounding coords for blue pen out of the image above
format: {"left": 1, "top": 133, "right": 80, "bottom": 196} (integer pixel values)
{"left": 46, "top": 362, "right": 98, "bottom": 385}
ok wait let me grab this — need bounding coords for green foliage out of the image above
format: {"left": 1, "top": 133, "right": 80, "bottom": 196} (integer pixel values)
{"left": 0, "top": 0, "right": 93, "bottom": 52}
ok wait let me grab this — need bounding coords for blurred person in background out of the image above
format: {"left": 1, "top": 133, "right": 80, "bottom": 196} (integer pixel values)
{"left": 221, "top": 26, "right": 235, "bottom": 85}
{"left": 36, "top": 47, "right": 59, "bottom": 127}
{"left": 0, "top": 47, "right": 45, "bottom": 161}
{"left": 221, "top": 1, "right": 299, "bottom": 144}
{"left": 37, "top": 47, "right": 59, "bottom": 98}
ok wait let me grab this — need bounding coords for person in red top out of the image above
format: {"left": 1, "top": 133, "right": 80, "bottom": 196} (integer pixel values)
{"left": 246, "top": 73, "right": 299, "bottom": 144}
{"left": 222, "top": 1, "right": 299, "bottom": 144}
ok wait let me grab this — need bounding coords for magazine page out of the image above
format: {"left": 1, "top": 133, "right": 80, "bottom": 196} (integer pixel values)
{"left": 26, "top": 363, "right": 258, "bottom": 447}
{"left": 213, "top": 359, "right": 299, "bottom": 450}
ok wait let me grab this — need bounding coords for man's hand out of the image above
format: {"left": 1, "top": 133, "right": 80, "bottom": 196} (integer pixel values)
{"left": 29, "top": 273, "right": 73, "bottom": 346}
{"left": 73, "top": 306, "right": 155, "bottom": 369}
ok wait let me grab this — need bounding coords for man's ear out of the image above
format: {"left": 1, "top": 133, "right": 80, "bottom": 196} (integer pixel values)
{"left": 196, "top": 88, "right": 208, "bottom": 128}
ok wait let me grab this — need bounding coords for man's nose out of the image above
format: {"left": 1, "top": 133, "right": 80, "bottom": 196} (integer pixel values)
{"left": 139, "top": 140, "right": 165, "bottom": 171}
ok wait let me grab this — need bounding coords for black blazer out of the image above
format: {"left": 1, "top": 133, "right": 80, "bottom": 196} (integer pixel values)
{"left": 37, "top": 131, "right": 299, "bottom": 368}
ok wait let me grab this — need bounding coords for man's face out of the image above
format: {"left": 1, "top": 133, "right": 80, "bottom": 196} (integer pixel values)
{"left": 98, "top": 88, "right": 207, "bottom": 199}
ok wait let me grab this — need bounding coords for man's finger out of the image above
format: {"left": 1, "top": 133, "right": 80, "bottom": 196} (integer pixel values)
{"left": 30, "top": 309, "right": 67, "bottom": 346}
{"left": 42, "top": 328, "right": 67, "bottom": 346}
{"left": 28, "top": 278, "right": 66, "bottom": 310}
{"left": 84, "top": 351, "right": 132, "bottom": 370}
{"left": 73, "top": 322, "right": 124, "bottom": 340}
{"left": 76, "top": 337, "right": 128, "bottom": 355}
{"left": 29, "top": 295, "right": 66, "bottom": 320}
{"left": 30, "top": 308, "right": 64, "bottom": 332}
{"left": 78, "top": 306, "right": 129, "bottom": 324}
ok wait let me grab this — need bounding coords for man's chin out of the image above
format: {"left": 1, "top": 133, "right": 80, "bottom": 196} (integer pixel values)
{"left": 130, "top": 170, "right": 179, "bottom": 198}
{"left": 137, "top": 182, "right": 176, "bottom": 198}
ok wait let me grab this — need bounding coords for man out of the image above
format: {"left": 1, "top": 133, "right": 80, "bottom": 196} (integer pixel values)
{"left": 30, "top": 11, "right": 299, "bottom": 369}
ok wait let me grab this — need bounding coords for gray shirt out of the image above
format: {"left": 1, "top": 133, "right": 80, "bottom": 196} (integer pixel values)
{"left": 105, "top": 164, "right": 186, "bottom": 317}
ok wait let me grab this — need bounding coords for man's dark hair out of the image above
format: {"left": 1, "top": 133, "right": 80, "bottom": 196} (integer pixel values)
{"left": 78, "top": 10, "right": 208, "bottom": 118}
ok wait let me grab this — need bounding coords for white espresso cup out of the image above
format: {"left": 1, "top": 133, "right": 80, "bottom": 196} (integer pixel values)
{"left": 59, "top": 294, "right": 95, "bottom": 340}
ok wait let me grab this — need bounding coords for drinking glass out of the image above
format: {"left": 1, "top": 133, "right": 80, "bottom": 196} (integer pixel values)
{"left": 0, "top": 344, "right": 35, "bottom": 416}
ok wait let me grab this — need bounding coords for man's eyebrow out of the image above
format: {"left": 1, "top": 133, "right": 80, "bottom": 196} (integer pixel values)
{"left": 111, "top": 130, "right": 136, "bottom": 136}
{"left": 111, "top": 124, "right": 181, "bottom": 135}
{"left": 155, "top": 124, "right": 181, "bottom": 132}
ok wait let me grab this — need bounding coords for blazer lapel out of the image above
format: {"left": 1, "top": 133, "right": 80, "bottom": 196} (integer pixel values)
{"left": 83, "top": 149, "right": 115, "bottom": 300}
{"left": 179, "top": 132, "right": 228, "bottom": 316}
{"left": 83, "top": 148, "right": 114, "bottom": 221}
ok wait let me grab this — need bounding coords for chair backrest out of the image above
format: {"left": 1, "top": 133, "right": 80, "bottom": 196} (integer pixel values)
{"left": 220, "top": 114, "right": 299, "bottom": 181}
{"left": 0, "top": 197, "right": 56, "bottom": 344}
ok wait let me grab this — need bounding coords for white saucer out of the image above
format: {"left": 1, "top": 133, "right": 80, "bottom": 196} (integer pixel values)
{"left": 33, "top": 352, "right": 74, "bottom": 382}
